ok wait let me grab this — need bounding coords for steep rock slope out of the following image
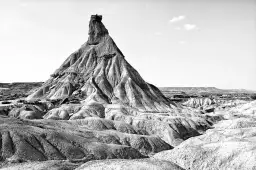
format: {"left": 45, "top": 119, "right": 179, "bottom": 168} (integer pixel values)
{"left": 27, "top": 15, "right": 173, "bottom": 112}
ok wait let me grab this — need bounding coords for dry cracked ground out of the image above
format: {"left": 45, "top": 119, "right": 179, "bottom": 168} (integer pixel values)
{"left": 1, "top": 15, "right": 256, "bottom": 170}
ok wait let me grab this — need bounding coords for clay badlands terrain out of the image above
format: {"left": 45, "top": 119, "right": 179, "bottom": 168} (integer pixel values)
{"left": 0, "top": 15, "right": 256, "bottom": 170}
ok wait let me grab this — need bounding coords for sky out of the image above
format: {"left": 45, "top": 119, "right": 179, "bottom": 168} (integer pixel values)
{"left": 0, "top": 0, "right": 255, "bottom": 90}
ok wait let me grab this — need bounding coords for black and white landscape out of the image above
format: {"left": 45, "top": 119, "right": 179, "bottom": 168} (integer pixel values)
{"left": 0, "top": 1, "right": 256, "bottom": 170}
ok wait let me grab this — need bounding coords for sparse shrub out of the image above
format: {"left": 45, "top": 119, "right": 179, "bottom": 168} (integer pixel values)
{"left": 1, "top": 101, "right": 11, "bottom": 104}
{"left": 17, "top": 99, "right": 26, "bottom": 103}
{"left": 251, "top": 94, "right": 256, "bottom": 100}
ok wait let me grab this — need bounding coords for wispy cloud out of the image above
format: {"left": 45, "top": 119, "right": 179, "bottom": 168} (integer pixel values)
{"left": 173, "top": 24, "right": 200, "bottom": 31}
{"left": 169, "top": 16, "right": 200, "bottom": 31}
{"left": 184, "top": 24, "right": 199, "bottom": 31}
{"left": 169, "top": 16, "right": 186, "bottom": 23}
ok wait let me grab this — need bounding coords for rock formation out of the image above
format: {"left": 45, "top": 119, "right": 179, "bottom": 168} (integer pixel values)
{"left": 27, "top": 15, "right": 174, "bottom": 113}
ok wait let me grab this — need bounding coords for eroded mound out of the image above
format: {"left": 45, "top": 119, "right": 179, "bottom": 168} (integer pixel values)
{"left": 0, "top": 115, "right": 178, "bottom": 166}
{"left": 105, "top": 107, "right": 211, "bottom": 146}
{"left": 153, "top": 113, "right": 256, "bottom": 170}
{"left": 183, "top": 97, "right": 216, "bottom": 108}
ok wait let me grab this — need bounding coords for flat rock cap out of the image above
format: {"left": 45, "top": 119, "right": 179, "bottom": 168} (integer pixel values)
{"left": 91, "top": 15, "right": 102, "bottom": 21}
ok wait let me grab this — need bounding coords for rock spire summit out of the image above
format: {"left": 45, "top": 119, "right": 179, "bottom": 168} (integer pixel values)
{"left": 88, "top": 14, "right": 109, "bottom": 45}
